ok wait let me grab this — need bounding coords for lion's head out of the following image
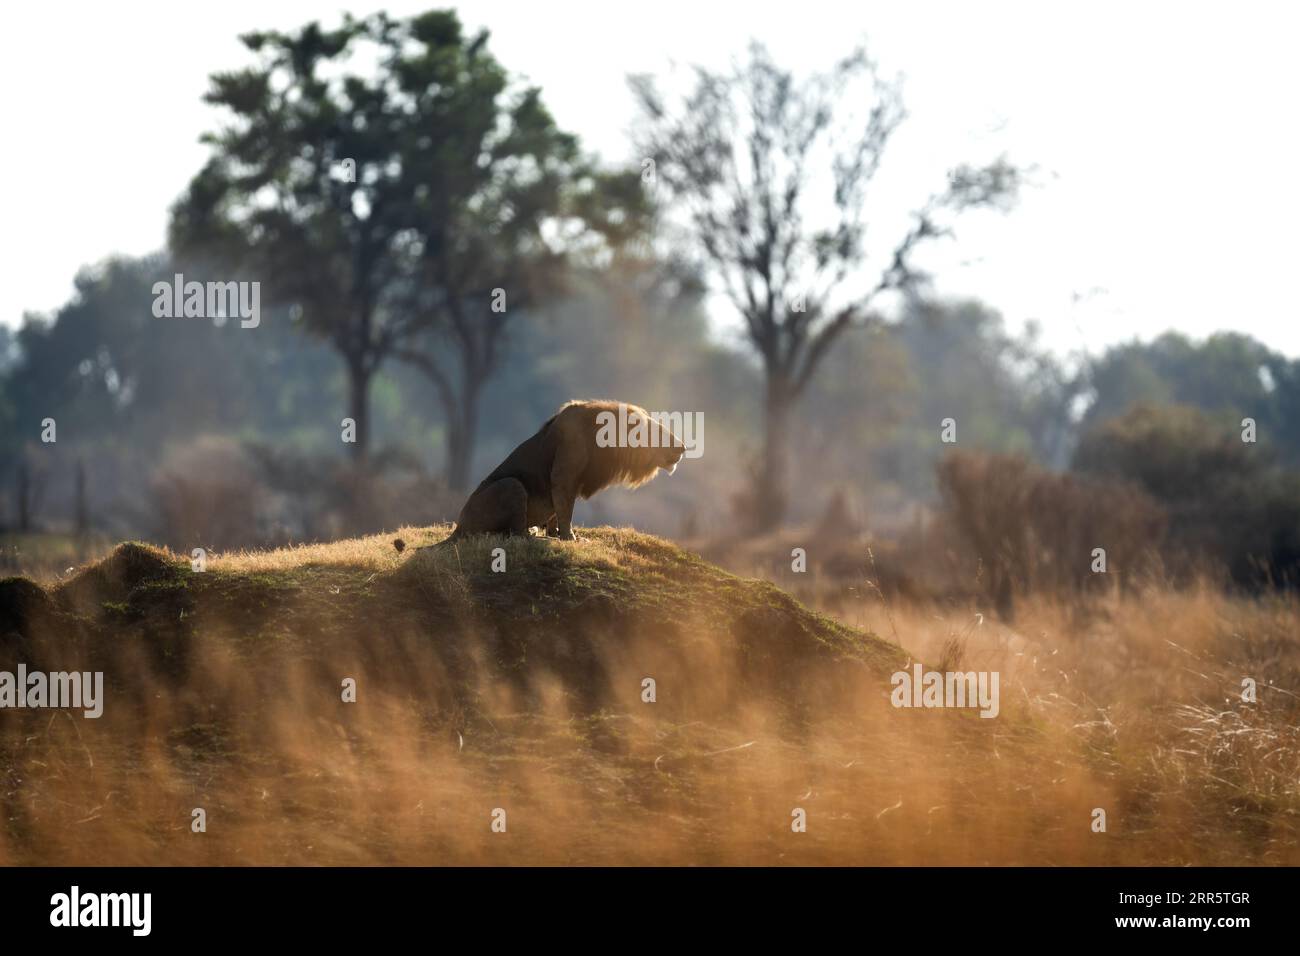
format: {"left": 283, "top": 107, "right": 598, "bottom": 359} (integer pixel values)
{"left": 574, "top": 400, "right": 688, "bottom": 496}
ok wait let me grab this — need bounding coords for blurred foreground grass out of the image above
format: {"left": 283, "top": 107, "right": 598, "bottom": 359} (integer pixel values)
{"left": 0, "top": 527, "right": 1295, "bottom": 864}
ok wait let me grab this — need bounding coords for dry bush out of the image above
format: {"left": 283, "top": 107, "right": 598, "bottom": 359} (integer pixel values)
{"left": 150, "top": 437, "right": 465, "bottom": 552}
{"left": 151, "top": 436, "right": 267, "bottom": 550}
{"left": 937, "top": 450, "right": 1166, "bottom": 619}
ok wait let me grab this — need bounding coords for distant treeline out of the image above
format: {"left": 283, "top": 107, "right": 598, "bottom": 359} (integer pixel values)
{"left": 2, "top": 245, "right": 1297, "bottom": 564}
{"left": 3, "top": 8, "right": 1298, "bottom": 574}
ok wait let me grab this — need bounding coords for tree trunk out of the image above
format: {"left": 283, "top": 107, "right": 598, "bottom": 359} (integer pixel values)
{"left": 752, "top": 373, "right": 792, "bottom": 530}
{"left": 346, "top": 357, "right": 370, "bottom": 465}
{"left": 444, "top": 376, "right": 483, "bottom": 492}
{"left": 16, "top": 461, "right": 30, "bottom": 532}
{"left": 75, "top": 459, "right": 88, "bottom": 535}
{"left": 992, "top": 568, "right": 1015, "bottom": 623}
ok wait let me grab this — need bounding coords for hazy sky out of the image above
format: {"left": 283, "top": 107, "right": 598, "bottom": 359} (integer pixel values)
{"left": 4, "top": 0, "right": 1298, "bottom": 358}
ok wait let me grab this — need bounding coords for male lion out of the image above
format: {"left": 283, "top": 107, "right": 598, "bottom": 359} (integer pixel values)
{"left": 434, "top": 400, "right": 685, "bottom": 545}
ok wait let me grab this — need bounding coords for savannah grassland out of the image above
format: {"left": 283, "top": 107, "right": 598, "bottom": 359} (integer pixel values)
{"left": 0, "top": 527, "right": 1296, "bottom": 866}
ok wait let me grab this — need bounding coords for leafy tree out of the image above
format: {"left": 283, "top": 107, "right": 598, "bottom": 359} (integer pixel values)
{"left": 1080, "top": 331, "right": 1294, "bottom": 462}
{"left": 385, "top": 12, "right": 648, "bottom": 488}
{"left": 171, "top": 14, "right": 410, "bottom": 463}
{"left": 173, "top": 10, "right": 645, "bottom": 481}
{"left": 1074, "top": 403, "right": 1300, "bottom": 587}
{"left": 3, "top": 259, "right": 164, "bottom": 445}
{"left": 0, "top": 325, "right": 15, "bottom": 374}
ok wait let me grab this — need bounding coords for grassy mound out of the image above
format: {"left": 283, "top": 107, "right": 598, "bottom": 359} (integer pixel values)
{"left": 1, "top": 527, "right": 947, "bottom": 865}
{"left": 3, "top": 528, "right": 904, "bottom": 714}
{"left": 4, "top": 528, "right": 1293, "bottom": 865}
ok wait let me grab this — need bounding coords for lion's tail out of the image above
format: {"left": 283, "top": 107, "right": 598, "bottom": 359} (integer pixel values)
{"left": 431, "top": 526, "right": 463, "bottom": 549}
{"left": 398, "top": 527, "right": 462, "bottom": 553}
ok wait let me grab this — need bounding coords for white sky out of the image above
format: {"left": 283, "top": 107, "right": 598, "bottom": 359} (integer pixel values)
{"left": 3, "top": 0, "right": 1298, "bottom": 358}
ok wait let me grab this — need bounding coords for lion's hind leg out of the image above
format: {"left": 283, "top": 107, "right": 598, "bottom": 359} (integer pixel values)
{"left": 458, "top": 477, "right": 530, "bottom": 538}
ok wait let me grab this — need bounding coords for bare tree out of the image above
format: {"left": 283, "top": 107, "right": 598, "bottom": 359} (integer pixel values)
{"left": 631, "top": 43, "right": 1021, "bottom": 528}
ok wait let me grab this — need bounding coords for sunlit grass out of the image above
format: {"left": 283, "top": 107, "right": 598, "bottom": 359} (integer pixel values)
{"left": 1, "top": 529, "right": 1296, "bottom": 865}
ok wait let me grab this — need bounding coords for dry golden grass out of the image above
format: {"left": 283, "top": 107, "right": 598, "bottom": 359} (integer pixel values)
{"left": 1, "top": 529, "right": 1296, "bottom": 865}
{"left": 838, "top": 583, "right": 1300, "bottom": 863}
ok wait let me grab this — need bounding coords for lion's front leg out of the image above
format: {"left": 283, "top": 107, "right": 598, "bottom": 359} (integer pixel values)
{"left": 550, "top": 488, "right": 577, "bottom": 540}
{"left": 549, "top": 441, "right": 586, "bottom": 541}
